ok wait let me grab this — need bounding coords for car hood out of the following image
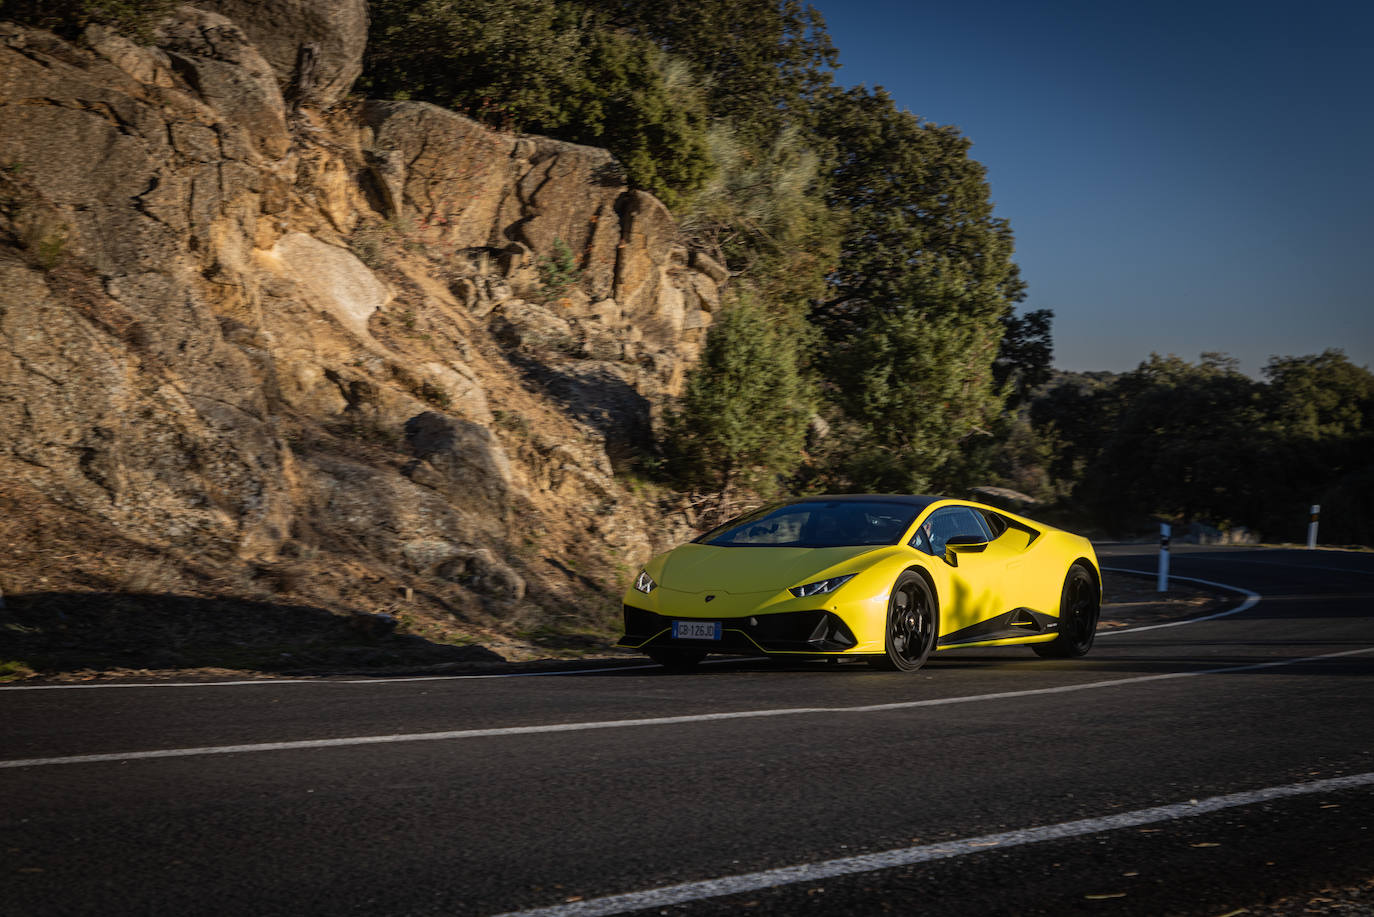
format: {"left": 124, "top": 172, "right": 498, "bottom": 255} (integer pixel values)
{"left": 656, "top": 543, "right": 882, "bottom": 593}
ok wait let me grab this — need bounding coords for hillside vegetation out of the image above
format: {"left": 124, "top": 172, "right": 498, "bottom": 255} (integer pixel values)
{"left": 354, "top": 0, "right": 1373, "bottom": 543}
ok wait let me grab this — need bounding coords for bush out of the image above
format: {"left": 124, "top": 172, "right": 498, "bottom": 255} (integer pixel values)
{"left": 663, "top": 295, "right": 814, "bottom": 499}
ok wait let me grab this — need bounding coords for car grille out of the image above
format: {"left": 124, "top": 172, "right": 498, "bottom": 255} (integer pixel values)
{"left": 620, "top": 605, "right": 857, "bottom": 654}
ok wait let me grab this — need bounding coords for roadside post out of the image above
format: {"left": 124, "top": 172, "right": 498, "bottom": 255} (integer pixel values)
{"left": 1157, "top": 523, "right": 1171, "bottom": 592}
{"left": 1307, "top": 504, "right": 1320, "bottom": 550}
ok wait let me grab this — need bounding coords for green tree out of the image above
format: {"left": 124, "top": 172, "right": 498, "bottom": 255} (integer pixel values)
{"left": 829, "top": 306, "right": 1003, "bottom": 494}
{"left": 813, "top": 86, "right": 1024, "bottom": 339}
{"left": 663, "top": 296, "right": 814, "bottom": 502}
{"left": 995, "top": 308, "right": 1054, "bottom": 408}
{"left": 578, "top": 0, "right": 837, "bottom": 140}
{"left": 810, "top": 86, "right": 1025, "bottom": 493}
{"left": 362, "top": 0, "right": 714, "bottom": 206}
{"left": 1263, "top": 349, "right": 1374, "bottom": 441}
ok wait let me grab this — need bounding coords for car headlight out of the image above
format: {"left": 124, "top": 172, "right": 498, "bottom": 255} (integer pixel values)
{"left": 633, "top": 570, "right": 657, "bottom": 594}
{"left": 789, "top": 573, "right": 855, "bottom": 598}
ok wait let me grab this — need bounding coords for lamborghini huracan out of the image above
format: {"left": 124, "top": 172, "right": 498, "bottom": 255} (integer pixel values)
{"left": 618, "top": 495, "right": 1102, "bottom": 671}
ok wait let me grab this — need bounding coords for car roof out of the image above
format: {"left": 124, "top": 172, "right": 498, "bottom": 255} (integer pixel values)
{"left": 789, "top": 494, "right": 943, "bottom": 510}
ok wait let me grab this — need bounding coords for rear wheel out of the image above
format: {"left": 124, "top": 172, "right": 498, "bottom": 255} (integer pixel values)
{"left": 1032, "top": 564, "right": 1099, "bottom": 658}
{"left": 871, "top": 572, "right": 936, "bottom": 672}
{"left": 646, "top": 647, "right": 707, "bottom": 672}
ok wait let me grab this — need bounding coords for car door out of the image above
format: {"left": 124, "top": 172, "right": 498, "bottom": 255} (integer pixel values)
{"left": 911, "top": 505, "right": 1009, "bottom": 636}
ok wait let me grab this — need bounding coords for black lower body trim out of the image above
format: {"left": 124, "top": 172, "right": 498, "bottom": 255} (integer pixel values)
{"left": 619, "top": 605, "right": 858, "bottom": 654}
{"left": 938, "top": 607, "right": 1057, "bottom": 647}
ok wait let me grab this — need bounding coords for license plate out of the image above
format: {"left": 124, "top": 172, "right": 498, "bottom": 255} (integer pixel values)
{"left": 672, "top": 620, "right": 722, "bottom": 640}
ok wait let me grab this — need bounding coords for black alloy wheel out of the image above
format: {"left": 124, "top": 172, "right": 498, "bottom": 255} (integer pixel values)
{"left": 872, "top": 571, "right": 936, "bottom": 671}
{"left": 1033, "top": 564, "right": 1100, "bottom": 658}
{"left": 646, "top": 647, "right": 707, "bottom": 672}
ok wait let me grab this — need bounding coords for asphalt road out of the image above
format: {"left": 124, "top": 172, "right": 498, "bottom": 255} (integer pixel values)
{"left": 3, "top": 545, "right": 1372, "bottom": 916}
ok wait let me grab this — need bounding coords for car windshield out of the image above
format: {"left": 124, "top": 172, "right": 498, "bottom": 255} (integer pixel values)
{"left": 695, "top": 501, "right": 921, "bottom": 548}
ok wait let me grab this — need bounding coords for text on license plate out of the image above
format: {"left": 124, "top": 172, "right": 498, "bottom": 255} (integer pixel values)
{"left": 672, "top": 620, "right": 722, "bottom": 640}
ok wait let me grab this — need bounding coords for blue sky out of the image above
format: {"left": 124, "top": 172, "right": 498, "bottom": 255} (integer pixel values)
{"left": 814, "top": 0, "right": 1374, "bottom": 376}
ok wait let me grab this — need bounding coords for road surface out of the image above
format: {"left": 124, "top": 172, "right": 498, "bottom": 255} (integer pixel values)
{"left": 3, "top": 545, "right": 1372, "bottom": 915}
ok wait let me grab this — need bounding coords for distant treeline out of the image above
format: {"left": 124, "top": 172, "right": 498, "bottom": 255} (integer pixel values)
{"left": 1024, "top": 351, "right": 1374, "bottom": 544}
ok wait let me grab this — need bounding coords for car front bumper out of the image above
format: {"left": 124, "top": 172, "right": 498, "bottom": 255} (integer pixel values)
{"left": 617, "top": 604, "right": 860, "bottom": 655}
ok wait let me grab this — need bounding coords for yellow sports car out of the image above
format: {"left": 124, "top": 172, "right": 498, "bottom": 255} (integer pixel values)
{"left": 619, "top": 495, "right": 1101, "bottom": 671}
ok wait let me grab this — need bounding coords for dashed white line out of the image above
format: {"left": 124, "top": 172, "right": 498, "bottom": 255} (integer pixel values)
{"left": 4, "top": 646, "right": 1370, "bottom": 770}
{"left": 490, "top": 771, "right": 1374, "bottom": 917}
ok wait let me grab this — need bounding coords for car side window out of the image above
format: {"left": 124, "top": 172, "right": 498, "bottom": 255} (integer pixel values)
{"left": 911, "top": 507, "right": 993, "bottom": 556}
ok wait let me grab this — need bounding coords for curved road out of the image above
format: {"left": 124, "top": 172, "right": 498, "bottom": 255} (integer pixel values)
{"left": 3, "top": 545, "right": 1372, "bottom": 915}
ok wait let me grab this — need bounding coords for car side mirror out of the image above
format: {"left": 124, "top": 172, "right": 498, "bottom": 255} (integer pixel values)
{"left": 943, "top": 534, "right": 989, "bottom": 567}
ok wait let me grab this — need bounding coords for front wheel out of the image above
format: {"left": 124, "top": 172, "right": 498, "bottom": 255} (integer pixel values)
{"left": 1032, "top": 564, "right": 1099, "bottom": 658}
{"left": 646, "top": 647, "right": 707, "bottom": 672}
{"left": 871, "top": 571, "right": 937, "bottom": 671}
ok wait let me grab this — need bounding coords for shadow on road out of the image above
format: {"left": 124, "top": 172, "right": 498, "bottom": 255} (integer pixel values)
{"left": 1, "top": 591, "right": 501, "bottom": 677}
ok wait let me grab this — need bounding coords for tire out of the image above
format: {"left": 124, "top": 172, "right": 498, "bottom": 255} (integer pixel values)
{"left": 870, "top": 571, "right": 937, "bottom": 671}
{"left": 646, "top": 647, "right": 707, "bottom": 672}
{"left": 1032, "top": 564, "right": 1100, "bottom": 658}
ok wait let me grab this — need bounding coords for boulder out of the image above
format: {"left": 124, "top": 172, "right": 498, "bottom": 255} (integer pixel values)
{"left": 259, "top": 233, "right": 391, "bottom": 341}
{"left": 190, "top": 0, "right": 369, "bottom": 108}
{"left": 157, "top": 6, "right": 290, "bottom": 159}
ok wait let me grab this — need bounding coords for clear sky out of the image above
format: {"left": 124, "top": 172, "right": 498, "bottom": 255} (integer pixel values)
{"left": 814, "top": 0, "right": 1374, "bottom": 377}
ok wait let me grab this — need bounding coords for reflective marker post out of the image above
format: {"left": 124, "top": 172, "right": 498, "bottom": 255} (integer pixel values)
{"left": 1307, "top": 504, "right": 1320, "bottom": 550}
{"left": 1157, "top": 523, "right": 1171, "bottom": 592}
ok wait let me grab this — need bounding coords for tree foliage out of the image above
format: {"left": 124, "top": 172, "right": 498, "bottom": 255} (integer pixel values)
{"left": 1030, "top": 350, "right": 1374, "bottom": 543}
{"left": 806, "top": 86, "right": 1026, "bottom": 493}
{"left": 577, "top": 0, "right": 837, "bottom": 140}
{"left": 813, "top": 86, "right": 1024, "bottom": 340}
{"left": 996, "top": 308, "right": 1054, "bottom": 408}
{"left": 663, "top": 296, "right": 814, "bottom": 500}
{"left": 829, "top": 290, "right": 1004, "bottom": 495}
{"left": 362, "top": 0, "right": 714, "bottom": 206}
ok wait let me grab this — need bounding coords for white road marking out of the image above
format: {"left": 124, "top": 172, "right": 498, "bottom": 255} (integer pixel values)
{"left": 490, "top": 771, "right": 1374, "bottom": 917}
{"left": 1098, "top": 567, "right": 1261, "bottom": 635}
{"left": 4, "top": 646, "right": 1370, "bottom": 770}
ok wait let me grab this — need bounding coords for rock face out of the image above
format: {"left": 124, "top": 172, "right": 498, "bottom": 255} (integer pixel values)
{"left": 193, "top": 0, "right": 368, "bottom": 107}
{"left": 0, "top": 7, "right": 721, "bottom": 659}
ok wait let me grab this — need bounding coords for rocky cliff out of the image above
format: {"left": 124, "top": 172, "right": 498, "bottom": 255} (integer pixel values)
{"left": 0, "top": 4, "right": 720, "bottom": 670}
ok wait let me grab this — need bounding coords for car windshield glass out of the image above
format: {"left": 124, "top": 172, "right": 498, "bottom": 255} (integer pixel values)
{"left": 696, "top": 501, "right": 921, "bottom": 548}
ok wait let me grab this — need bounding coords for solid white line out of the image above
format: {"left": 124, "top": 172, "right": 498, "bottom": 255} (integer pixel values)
{"left": 490, "top": 771, "right": 1374, "bottom": 917}
{"left": 4, "top": 646, "right": 1370, "bottom": 770}
{"left": 1098, "top": 567, "right": 1261, "bottom": 635}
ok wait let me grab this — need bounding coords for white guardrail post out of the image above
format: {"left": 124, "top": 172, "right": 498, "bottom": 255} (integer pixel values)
{"left": 1157, "top": 522, "right": 1171, "bottom": 592}
{"left": 1307, "top": 504, "right": 1320, "bottom": 550}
